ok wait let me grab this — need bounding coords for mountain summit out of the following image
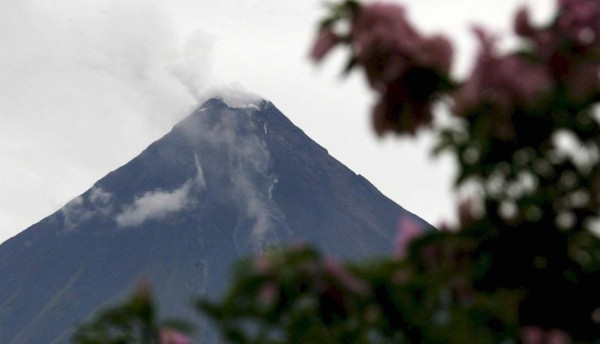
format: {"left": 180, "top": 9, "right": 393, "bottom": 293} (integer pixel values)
{"left": 0, "top": 97, "right": 428, "bottom": 343}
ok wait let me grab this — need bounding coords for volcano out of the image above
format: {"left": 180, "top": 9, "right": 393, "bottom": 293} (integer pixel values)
{"left": 0, "top": 97, "right": 429, "bottom": 343}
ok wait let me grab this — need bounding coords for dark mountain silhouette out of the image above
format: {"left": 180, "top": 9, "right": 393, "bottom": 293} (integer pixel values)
{"left": 0, "top": 97, "right": 429, "bottom": 343}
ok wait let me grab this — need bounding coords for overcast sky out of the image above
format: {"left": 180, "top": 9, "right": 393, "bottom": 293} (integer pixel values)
{"left": 0, "top": 0, "right": 553, "bottom": 244}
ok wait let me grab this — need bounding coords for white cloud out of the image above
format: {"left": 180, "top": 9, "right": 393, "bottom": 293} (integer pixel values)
{"left": 115, "top": 158, "right": 206, "bottom": 227}
{"left": 61, "top": 196, "right": 85, "bottom": 230}
{"left": 115, "top": 180, "right": 194, "bottom": 227}
{"left": 61, "top": 186, "right": 113, "bottom": 229}
{"left": 89, "top": 186, "right": 113, "bottom": 205}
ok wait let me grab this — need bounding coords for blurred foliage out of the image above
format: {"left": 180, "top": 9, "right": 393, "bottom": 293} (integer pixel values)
{"left": 72, "top": 282, "right": 192, "bottom": 344}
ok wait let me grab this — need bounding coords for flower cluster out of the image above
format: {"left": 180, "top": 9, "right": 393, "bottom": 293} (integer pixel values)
{"left": 159, "top": 329, "right": 191, "bottom": 344}
{"left": 310, "top": 1, "right": 600, "bottom": 341}
{"left": 452, "top": 28, "right": 552, "bottom": 140}
{"left": 197, "top": 246, "right": 377, "bottom": 343}
{"left": 311, "top": 2, "right": 453, "bottom": 135}
{"left": 72, "top": 281, "right": 193, "bottom": 344}
{"left": 522, "top": 326, "right": 571, "bottom": 344}
{"left": 516, "top": 0, "right": 600, "bottom": 103}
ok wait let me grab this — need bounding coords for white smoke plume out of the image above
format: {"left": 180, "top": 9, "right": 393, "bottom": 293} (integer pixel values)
{"left": 169, "top": 31, "right": 215, "bottom": 102}
{"left": 202, "top": 84, "right": 265, "bottom": 109}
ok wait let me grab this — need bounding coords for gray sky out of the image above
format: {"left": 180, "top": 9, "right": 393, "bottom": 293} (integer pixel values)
{"left": 0, "top": 0, "right": 553, "bottom": 244}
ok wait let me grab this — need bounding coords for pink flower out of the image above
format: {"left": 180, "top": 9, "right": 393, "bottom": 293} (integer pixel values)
{"left": 160, "top": 329, "right": 191, "bottom": 344}
{"left": 310, "top": 2, "right": 453, "bottom": 136}
{"left": 350, "top": 3, "right": 452, "bottom": 90}
{"left": 371, "top": 77, "right": 433, "bottom": 135}
{"left": 519, "top": 0, "right": 600, "bottom": 54}
{"left": 350, "top": 3, "right": 453, "bottom": 135}
{"left": 564, "top": 61, "right": 600, "bottom": 103}
{"left": 522, "top": 326, "right": 545, "bottom": 344}
{"left": 458, "top": 197, "right": 479, "bottom": 226}
{"left": 257, "top": 282, "right": 279, "bottom": 306}
{"left": 253, "top": 255, "right": 272, "bottom": 275}
{"left": 323, "top": 258, "right": 369, "bottom": 295}
{"left": 394, "top": 216, "right": 422, "bottom": 258}
{"left": 514, "top": 0, "right": 600, "bottom": 102}
{"left": 351, "top": 3, "right": 421, "bottom": 89}
{"left": 355, "top": 7, "right": 453, "bottom": 134}
{"left": 521, "top": 326, "right": 571, "bottom": 344}
{"left": 368, "top": 32, "right": 453, "bottom": 135}
{"left": 556, "top": 0, "right": 600, "bottom": 47}
{"left": 514, "top": 6, "right": 536, "bottom": 38}
{"left": 452, "top": 28, "right": 552, "bottom": 140}
{"left": 133, "top": 277, "right": 153, "bottom": 302}
{"left": 310, "top": 29, "right": 342, "bottom": 62}
{"left": 414, "top": 35, "right": 453, "bottom": 74}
